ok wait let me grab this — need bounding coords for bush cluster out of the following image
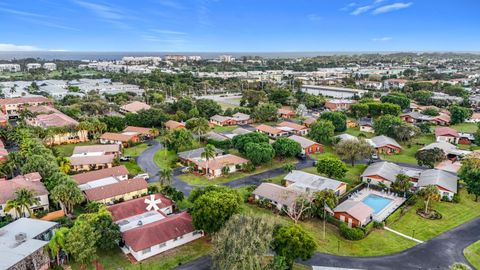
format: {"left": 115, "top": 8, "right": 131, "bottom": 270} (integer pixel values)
{"left": 339, "top": 223, "right": 366, "bottom": 240}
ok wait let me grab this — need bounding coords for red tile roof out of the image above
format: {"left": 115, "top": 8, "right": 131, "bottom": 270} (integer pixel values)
{"left": 278, "top": 121, "right": 308, "bottom": 131}
{"left": 108, "top": 193, "right": 173, "bottom": 222}
{"left": 165, "top": 120, "right": 185, "bottom": 129}
{"left": 189, "top": 154, "right": 248, "bottom": 171}
{"left": 122, "top": 212, "right": 195, "bottom": 252}
{"left": 31, "top": 112, "right": 79, "bottom": 127}
{"left": 120, "top": 101, "right": 151, "bottom": 113}
{"left": 100, "top": 132, "right": 138, "bottom": 142}
{"left": 84, "top": 178, "right": 148, "bottom": 201}
{"left": 435, "top": 127, "right": 459, "bottom": 138}
{"left": 0, "top": 173, "right": 47, "bottom": 204}
{"left": 72, "top": 165, "right": 129, "bottom": 185}
{"left": 0, "top": 96, "right": 51, "bottom": 106}
{"left": 123, "top": 126, "right": 153, "bottom": 136}
{"left": 256, "top": 124, "right": 286, "bottom": 135}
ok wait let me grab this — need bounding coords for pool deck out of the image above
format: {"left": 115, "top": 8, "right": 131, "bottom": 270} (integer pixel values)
{"left": 346, "top": 188, "right": 406, "bottom": 222}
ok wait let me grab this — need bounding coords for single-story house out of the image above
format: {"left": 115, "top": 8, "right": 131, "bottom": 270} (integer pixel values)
{"left": 367, "top": 135, "right": 402, "bottom": 154}
{"left": 288, "top": 135, "right": 323, "bottom": 155}
{"left": 324, "top": 99, "right": 356, "bottom": 112}
{"left": 232, "top": 112, "right": 252, "bottom": 125}
{"left": 400, "top": 111, "right": 451, "bottom": 126}
{"left": 417, "top": 169, "right": 458, "bottom": 200}
{"left": 278, "top": 121, "right": 309, "bottom": 136}
{"left": 253, "top": 183, "right": 302, "bottom": 211}
{"left": 277, "top": 108, "right": 295, "bottom": 118}
{"left": 84, "top": 177, "right": 148, "bottom": 204}
{"left": 72, "top": 165, "right": 129, "bottom": 186}
{"left": 458, "top": 132, "right": 475, "bottom": 145}
{"left": 187, "top": 154, "right": 248, "bottom": 178}
{"left": 435, "top": 127, "right": 459, "bottom": 144}
{"left": 0, "top": 172, "right": 49, "bottom": 218}
{"left": 358, "top": 118, "right": 374, "bottom": 133}
{"left": 284, "top": 170, "right": 346, "bottom": 196}
{"left": 72, "top": 144, "right": 122, "bottom": 157}
{"left": 256, "top": 124, "right": 289, "bottom": 138}
{"left": 165, "top": 120, "right": 185, "bottom": 130}
{"left": 303, "top": 117, "right": 316, "bottom": 127}
{"left": 100, "top": 132, "right": 140, "bottom": 146}
{"left": 123, "top": 126, "right": 157, "bottom": 139}
{"left": 0, "top": 218, "right": 58, "bottom": 270}
{"left": 0, "top": 139, "right": 8, "bottom": 161}
{"left": 69, "top": 154, "right": 115, "bottom": 172}
{"left": 361, "top": 161, "right": 404, "bottom": 187}
{"left": 108, "top": 194, "right": 203, "bottom": 262}
{"left": 420, "top": 141, "right": 471, "bottom": 161}
{"left": 178, "top": 147, "right": 224, "bottom": 164}
{"left": 333, "top": 201, "right": 374, "bottom": 227}
{"left": 120, "top": 101, "right": 151, "bottom": 114}
{"left": 209, "top": 115, "right": 236, "bottom": 126}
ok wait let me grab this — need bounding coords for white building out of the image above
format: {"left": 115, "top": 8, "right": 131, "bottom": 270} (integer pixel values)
{"left": 26, "top": 63, "right": 42, "bottom": 70}
{"left": 0, "top": 218, "right": 57, "bottom": 270}
{"left": 42, "top": 63, "right": 57, "bottom": 71}
{"left": 0, "top": 64, "right": 21, "bottom": 72}
{"left": 108, "top": 194, "right": 203, "bottom": 261}
{"left": 300, "top": 85, "right": 368, "bottom": 98}
{"left": 219, "top": 54, "right": 234, "bottom": 63}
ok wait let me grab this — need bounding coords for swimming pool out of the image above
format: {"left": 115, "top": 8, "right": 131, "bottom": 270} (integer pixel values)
{"left": 362, "top": 194, "right": 393, "bottom": 214}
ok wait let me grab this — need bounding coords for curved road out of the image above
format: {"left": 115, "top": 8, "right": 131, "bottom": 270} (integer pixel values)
{"left": 137, "top": 140, "right": 314, "bottom": 196}
{"left": 176, "top": 217, "right": 480, "bottom": 270}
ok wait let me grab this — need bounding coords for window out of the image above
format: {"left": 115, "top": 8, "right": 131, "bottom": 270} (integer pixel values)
{"left": 158, "top": 243, "right": 166, "bottom": 248}
{"left": 142, "top": 247, "right": 151, "bottom": 254}
{"left": 193, "top": 231, "right": 202, "bottom": 236}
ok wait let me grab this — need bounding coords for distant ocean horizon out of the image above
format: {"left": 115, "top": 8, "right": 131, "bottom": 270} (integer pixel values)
{"left": 1, "top": 51, "right": 479, "bottom": 61}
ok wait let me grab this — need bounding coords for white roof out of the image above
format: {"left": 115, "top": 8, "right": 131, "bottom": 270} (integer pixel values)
{"left": 78, "top": 176, "right": 120, "bottom": 190}
{"left": 288, "top": 135, "right": 318, "bottom": 149}
{"left": 367, "top": 135, "right": 401, "bottom": 149}
{"left": 0, "top": 218, "right": 57, "bottom": 269}
{"left": 418, "top": 169, "right": 458, "bottom": 193}
{"left": 284, "top": 170, "right": 344, "bottom": 193}
{"left": 335, "top": 133, "right": 358, "bottom": 141}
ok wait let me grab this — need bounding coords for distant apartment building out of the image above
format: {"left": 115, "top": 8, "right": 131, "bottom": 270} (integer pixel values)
{"left": 165, "top": 55, "right": 187, "bottom": 62}
{"left": 120, "top": 101, "right": 151, "bottom": 114}
{"left": 121, "top": 56, "right": 162, "bottom": 65}
{"left": 42, "top": 63, "right": 57, "bottom": 71}
{"left": 0, "top": 64, "right": 21, "bottom": 72}
{"left": 300, "top": 85, "right": 368, "bottom": 99}
{"left": 383, "top": 79, "right": 408, "bottom": 89}
{"left": 219, "top": 55, "right": 235, "bottom": 63}
{"left": 188, "top": 55, "right": 202, "bottom": 61}
{"left": 0, "top": 97, "right": 53, "bottom": 117}
{"left": 325, "top": 99, "right": 357, "bottom": 111}
{"left": 26, "top": 63, "right": 42, "bottom": 70}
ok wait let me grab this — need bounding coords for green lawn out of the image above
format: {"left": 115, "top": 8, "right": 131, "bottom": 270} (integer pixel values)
{"left": 241, "top": 203, "right": 417, "bottom": 256}
{"left": 70, "top": 238, "right": 211, "bottom": 270}
{"left": 121, "top": 160, "right": 144, "bottom": 175}
{"left": 212, "top": 125, "right": 238, "bottom": 132}
{"left": 52, "top": 141, "right": 96, "bottom": 157}
{"left": 301, "top": 164, "right": 366, "bottom": 187}
{"left": 380, "top": 134, "right": 435, "bottom": 165}
{"left": 124, "top": 143, "right": 148, "bottom": 156}
{"left": 464, "top": 240, "right": 480, "bottom": 270}
{"left": 154, "top": 149, "right": 179, "bottom": 170}
{"left": 389, "top": 190, "right": 480, "bottom": 241}
{"left": 344, "top": 128, "right": 375, "bottom": 138}
{"left": 179, "top": 158, "right": 296, "bottom": 186}
{"left": 450, "top": 122, "right": 478, "bottom": 133}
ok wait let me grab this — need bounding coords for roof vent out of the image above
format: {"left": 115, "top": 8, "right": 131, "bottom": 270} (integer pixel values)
{"left": 15, "top": 233, "right": 27, "bottom": 243}
{"left": 137, "top": 220, "right": 143, "bottom": 226}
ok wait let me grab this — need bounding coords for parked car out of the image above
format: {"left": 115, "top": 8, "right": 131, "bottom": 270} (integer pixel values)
{"left": 371, "top": 152, "right": 379, "bottom": 160}
{"left": 135, "top": 173, "right": 149, "bottom": 180}
{"left": 298, "top": 153, "right": 307, "bottom": 160}
{"left": 120, "top": 156, "right": 131, "bottom": 161}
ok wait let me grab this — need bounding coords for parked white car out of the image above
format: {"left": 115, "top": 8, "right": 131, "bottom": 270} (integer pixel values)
{"left": 135, "top": 173, "right": 150, "bottom": 180}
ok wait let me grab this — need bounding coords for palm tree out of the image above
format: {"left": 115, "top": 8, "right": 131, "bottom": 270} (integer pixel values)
{"left": 14, "top": 188, "right": 39, "bottom": 217}
{"left": 191, "top": 118, "right": 210, "bottom": 141}
{"left": 201, "top": 144, "right": 216, "bottom": 177}
{"left": 157, "top": 167, "right": 173, "bottom": 187}
{"left": 48, "top": 227, "right": 70, "bottom": 266}
{"left": 418, "top": 185, "right": 441, "bottom": 214}
{"left": 392, "top": 174, "right": 413, "bottom": 195}
{"left": 4, "top": 199, "right": 22, "bottom": 218}
{"left": 57, "top": 156, "right": 71, "bottom": 174}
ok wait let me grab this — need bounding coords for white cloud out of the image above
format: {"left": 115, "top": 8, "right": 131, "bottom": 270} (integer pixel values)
{"left": 307, "top": 14, "right": 322, "bottom": 21}
{"left": 73, "top": 0, "right": 124, "bottom": 20}
{"left": 157, "top": 0, "right": 184, "bottom": 10}
{"left": 351, "top": 5, "right": 373, "bottom": 15}
{"left": 340, "top": 2, "right": 357, "bottom": 11}
{"left": 372, "top": 2, "right": 413, "bottom": 14}
{"left": 152, "top": 29, "right": 186, "bottom": 35}
{"left": 372, "top": 37, "right": 393, "bottom": 42}
{"left": 374, "top": 0, "right": 385, "bottom": 3}
{"left": 0, "top": 43, "right": 40, "bottom": 51}
{"left": 0, "top": 7, "right": 45, "bottom": 17}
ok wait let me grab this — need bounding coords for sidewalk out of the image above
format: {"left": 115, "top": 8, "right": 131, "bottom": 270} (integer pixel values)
{"left": 384, "top": 226, "right": 424, "bottom": 244}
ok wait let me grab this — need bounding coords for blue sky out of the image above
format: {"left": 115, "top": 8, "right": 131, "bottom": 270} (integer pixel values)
{"left": 0, "top": 0, "right": 478, "bottom": 52}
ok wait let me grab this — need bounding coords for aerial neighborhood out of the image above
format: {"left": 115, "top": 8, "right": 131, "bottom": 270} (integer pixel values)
{"left": 0, "top": 52, "right": 479, "bottom": 270}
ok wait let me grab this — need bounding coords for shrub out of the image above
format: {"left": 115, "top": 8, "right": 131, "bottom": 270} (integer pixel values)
{"left": 242, "top": 162, "right": 255, "bottom": 172}
{"left": 405, "top": 194, "right": 417, "bottom": 206}
{"left": 339, "top": 223, "right": 365, "bottom": 240}
{"left": 452, "top": 194, "right": 461, "bottom": 203}
{"left": 373, "top": 221, "right": 384, "bottom": 229}
{"left": 441, "top": 195, "right": 451, "bottom": 202}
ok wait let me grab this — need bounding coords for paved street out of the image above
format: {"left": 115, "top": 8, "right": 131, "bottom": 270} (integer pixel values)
{"left": 175, "top": 217, "right": 480, "bottom": 270}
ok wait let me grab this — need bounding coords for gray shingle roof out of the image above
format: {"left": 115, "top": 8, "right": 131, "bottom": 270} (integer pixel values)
{"left": 361, "top": 161, "right": 402, "bottom": 182}
{"left": 178, "top": 147, "right": 223, "bottom": 160}
{"left": 418, "top": 169, "right": 458, "bottom": 193}
{"left": 288, "top": 135, "right": 319, "bottom": 149}
{"left": 253, "top": 183, "right": 301, "bottom": 208}
{"left": 368, "top": 135, "right": 401, "bottom": 149}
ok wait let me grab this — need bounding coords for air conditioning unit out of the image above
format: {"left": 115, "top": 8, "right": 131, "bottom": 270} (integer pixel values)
{"left": 15, "top": 233, "right": 27, "bottom": 243}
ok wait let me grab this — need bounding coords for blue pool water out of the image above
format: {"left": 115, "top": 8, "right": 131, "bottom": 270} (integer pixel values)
{"left": 362, "top": 194, "right": 393, "bottom": 214}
